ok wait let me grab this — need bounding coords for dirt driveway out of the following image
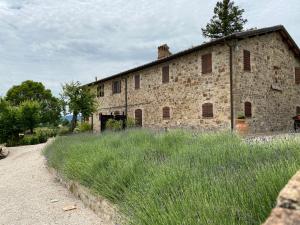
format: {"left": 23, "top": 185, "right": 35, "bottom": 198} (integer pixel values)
{"left": 0, "top": 142, "right": 113, "bottom": 225}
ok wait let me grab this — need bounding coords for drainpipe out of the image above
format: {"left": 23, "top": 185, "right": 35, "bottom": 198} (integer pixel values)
{"left": 229, "top": 45, "right": 234, "bottom": 131}
{"left": 91, "top": 113, "right": 94, "bottom": 132}
{"left": 125, "top": 77, "right": 128, "bottom": 116}
{"left": 225, "top": 41, "right": 235, "bottom": 131}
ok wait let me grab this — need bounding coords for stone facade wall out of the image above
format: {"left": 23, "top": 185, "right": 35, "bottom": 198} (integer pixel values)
{"left": 88, "top": 32, "right": 300, "bottom": 133}
{"left": 233, "top": 32, "right": 300, "bottom": 133}
{"left": 90, "top": 44, "right": 232, "bottom": 132}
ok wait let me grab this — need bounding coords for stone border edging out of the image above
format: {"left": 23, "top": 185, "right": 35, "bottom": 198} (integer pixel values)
{"left": 0, "top": 146, "right": 9, "bottom": 159}
{"left": 47, "top": 167, "right": 124, "bottom": 224}
{"left": 263, "top": 171, "right": 300, "bottom": 225}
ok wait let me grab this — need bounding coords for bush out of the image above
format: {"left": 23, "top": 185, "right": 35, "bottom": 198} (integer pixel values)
{"left": 58, "top": 126, "right": 71, "bottom": 136}
{"left": 125, "top": 117, "right": 136, "bottom": 128}
{"left": 61, "top": 119, "right": 70, "bottom": 127}
{"left": 22, "top": 135, "right": 40, "bottom": 145}
{"left": 35, "top": 127, "right": 58, "bottom": 138}
{"left": 6, "top": 133, "right": 47, "bottom": 147}
{"left": 106, "top": 119, "right": 123, "bottom": 131}
{"left": 78, "top": 122, "right": 92, "bottom": 132}
{"left": 0, "top": 99, "right": 22, "bottom": 144}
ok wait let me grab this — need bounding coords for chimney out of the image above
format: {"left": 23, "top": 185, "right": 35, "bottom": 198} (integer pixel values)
{"left": 157, "top": 44, "right": 172, "bottom": 59}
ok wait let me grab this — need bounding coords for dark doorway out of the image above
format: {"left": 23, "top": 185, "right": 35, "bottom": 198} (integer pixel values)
{"left": 135, "top": 109, "right": 143, "bottom": 127}
{"left": 99, "top": 113, "right": 127, "bottom": 131}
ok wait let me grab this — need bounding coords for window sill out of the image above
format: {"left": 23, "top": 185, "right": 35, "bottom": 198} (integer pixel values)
{"left": 202, "top": 72, "right": 212, "bottom": 75}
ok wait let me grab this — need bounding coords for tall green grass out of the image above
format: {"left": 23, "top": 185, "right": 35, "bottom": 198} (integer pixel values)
{"left": 44, "top": 130, "right": 300, "bottom": 225}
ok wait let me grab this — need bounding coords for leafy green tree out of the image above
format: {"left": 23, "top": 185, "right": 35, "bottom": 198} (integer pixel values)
{"left": 5, "top": 80, "right": 61, "bottom": 125}
{"left": 202, "top": 0, "right": 247, "bottom": 39}
{"left": 0, "top": 98, "right": 22, "bottom": 143}
{"left": 61, "top": 81, "right": 96, "bottom": 132}
{"left": 19, "top": 100, "right": 41, "bottom": 134}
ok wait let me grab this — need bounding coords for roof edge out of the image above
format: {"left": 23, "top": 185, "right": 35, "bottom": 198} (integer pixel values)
{"left": 85, "top": 25, "right": 300, "bottom": 87}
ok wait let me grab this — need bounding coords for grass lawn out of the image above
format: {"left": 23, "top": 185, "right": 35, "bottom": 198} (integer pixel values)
{"left": 44, "top": 130, "right": 300, "bottom": 225}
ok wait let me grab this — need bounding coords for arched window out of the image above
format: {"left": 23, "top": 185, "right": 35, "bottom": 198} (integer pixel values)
{"left": 162, "top": 107, "right": 170, "bottom": 120}
{"left": 202, "top": 103, "right": 213, "bottom": 118}
{"left": 135, "top": 109, "right": 143, "bottom": 127}
{"left": 245, "top": 102, "right": 252, "bottom": 118}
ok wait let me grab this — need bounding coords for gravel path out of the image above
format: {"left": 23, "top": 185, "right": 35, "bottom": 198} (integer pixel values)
{"left": 0, "top": 142, "right": 114, "bottom": 225}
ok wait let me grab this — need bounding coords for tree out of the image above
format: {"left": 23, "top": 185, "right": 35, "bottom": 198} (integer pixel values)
{"left": 61, "top": 81, "right": 96, "bottom": 132}
{"left": 5, "top": 80, "right": 61, "bottom": 125}
{"left": 0, "top": 98, "right": 22, "bottom": 143}
{"left": 202, "top": 0, "right": 247, "bottom": 39}
{"left": 19, "top": 100, "right": 41, "bottom": 134}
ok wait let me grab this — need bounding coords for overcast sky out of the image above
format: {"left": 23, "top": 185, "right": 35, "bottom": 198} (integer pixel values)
{"left": 0, "top": 0, "right": 299, "bottom": 97}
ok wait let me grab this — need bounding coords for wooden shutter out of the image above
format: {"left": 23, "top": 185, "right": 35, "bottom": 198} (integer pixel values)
{"left": 112, "top": 81, "right": 115, "bottom": 94}
{"left": 135, "top": 74, "right": 140, "bottom": 89}
{"left": 135, "top": 109, "right": 143, "bottom": 127}
{"left": 202, "top": 103, "right": 213, "bottom": 118}
{"left": 96, "top": 86, "right": 100, "bottom": 97}
{"left": 162, "top": 66, "right": 169, "bottom": 83}
{"left": 98, "top": 84, "right": 104, "bottom": 97}
{"left": 295, "top": 68, "right": 300, "bottom": 84}
{"left": 162, "top": 107, "right": 170, "bottom": 119}
{"left": 112, "top": 81, "right": 121, "bottom": 94}
{"left": 245, "top": 102, "right": 252, "bottom": 118}
{"left": 296, "top": 106, "right": 300, "bottom": 115}
{"left": 244, "top": 50, "right": 251, "bottom": 71}
{"left": 118, "top": 81, "right": 121, "bottom": 93}
{"left": 202, "top": 53, "right": 212, "bottom": 74}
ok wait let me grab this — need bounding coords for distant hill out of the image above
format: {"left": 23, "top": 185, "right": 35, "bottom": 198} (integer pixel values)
{"left": 63, "top": 113, "right": 82, "bottom": 122}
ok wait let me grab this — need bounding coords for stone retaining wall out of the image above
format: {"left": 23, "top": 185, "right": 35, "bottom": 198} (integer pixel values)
{"left": 263, "top": 171, "right": 300, "bottom": 225}
{"left": 47, "top": 167, "right": 123, "bottom": 224}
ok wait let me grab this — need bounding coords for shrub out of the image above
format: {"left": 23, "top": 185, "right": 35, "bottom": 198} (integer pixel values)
{"left": 35, "top": 127, "right": 58, "bottom": 138}
{"left": 106, "top": 119, "right": 123, "bottom": 131}
{"left": 0, "top": 99, "right": 22, "bottom": 144}
{"left": 58, "top": 126, "right": 71, "bottom": 136}
{"left": 61, "top": 119, "right": 70, "bottom": 126}
{"left": 125, "top": 117, "right": 136, "bottom": 128}
{"left": 79, "top": 122, "right": 92, "bottom": 132}
{"left": 237, "top": 112, "right": 246, "bottom": 119}
{"left": 6, "top": 133, "right": 47, "bottom": 147}
{"left": 23, "top": 135, "right": 40, "bottom": 145}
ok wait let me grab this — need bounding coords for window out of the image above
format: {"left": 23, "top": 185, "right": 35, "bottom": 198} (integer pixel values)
{"left": 202, "top": 103, "right": 213, "bottom": 118}
{"left": 135, "top": 109, "right": 143, "bottom": 127}
{"left": 162, "top": 65, "right": 169, "bottom": 83}
{"left": 295, "top": 67, "right": 300, "bottom": 84}
{"left": 244, "top": 50, "right": 251, "bottom": 71}
{"left": 97, "top": 84, "right": 104, "bottom": 97}
{"left": 112, "top": 80, "right": 121, "bottom": 94}
{"left": 134, "top": 74, "right": 140, "bottom": 89}
{"left": 162, "top": 107, "right": 170, "bottom": 120}
{"left": 297, "top": 106, "right": 300, "bottom": 115}
{"left": 202, "top": 53, "right": 212, "bottom": 74}
{"left": 245, "top": 102, "right": 252, "bottom": 118}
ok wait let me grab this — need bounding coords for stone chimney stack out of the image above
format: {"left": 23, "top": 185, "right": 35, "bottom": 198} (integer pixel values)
{"left": 157, "top": 44, "right": 172, "bottom": 59}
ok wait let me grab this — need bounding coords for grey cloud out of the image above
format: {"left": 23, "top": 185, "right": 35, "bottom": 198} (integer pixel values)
{"left": 0, "top": 0, "right": 299, "bottom": 97}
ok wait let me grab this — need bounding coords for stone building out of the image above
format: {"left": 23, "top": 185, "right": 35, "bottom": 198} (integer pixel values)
{"left": 85, "top": 25, "right": 300, "bottom": 133}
